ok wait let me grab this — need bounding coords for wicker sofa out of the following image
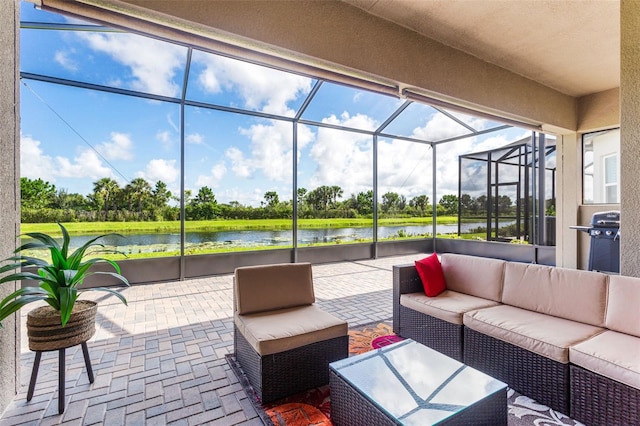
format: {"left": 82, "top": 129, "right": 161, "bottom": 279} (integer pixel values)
{"left": 393, "top": 253, "right": 640, "bottom": 425}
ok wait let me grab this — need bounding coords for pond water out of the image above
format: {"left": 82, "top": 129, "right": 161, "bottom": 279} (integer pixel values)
{"left": 32, "top": 222, "right": 509, "bottom": 253}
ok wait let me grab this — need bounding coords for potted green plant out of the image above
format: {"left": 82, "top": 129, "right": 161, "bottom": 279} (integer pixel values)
{"left": 0, "top": 223, "right": 129, "bottom": 351}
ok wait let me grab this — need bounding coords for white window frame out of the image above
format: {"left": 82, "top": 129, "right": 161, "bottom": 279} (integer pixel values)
{"left": 603, "top": 153, "right": 619, "bottom": 203}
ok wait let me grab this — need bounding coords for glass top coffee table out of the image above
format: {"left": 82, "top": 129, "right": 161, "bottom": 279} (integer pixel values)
{"left": 329, "top": 338, "right": 507, "bottom": 425}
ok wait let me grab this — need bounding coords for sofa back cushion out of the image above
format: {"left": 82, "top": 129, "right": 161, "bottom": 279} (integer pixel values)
{"left": 440, "top": 254, "right": 505, "bottom": 302}
{"left": 606, "top": 275, "right": 640, "bottom": 337}
{"left": 502, "top": 262, "right": 607, "bottom": 326}
{"left": 235, "top": 263, "right": 315, "bottom": 315}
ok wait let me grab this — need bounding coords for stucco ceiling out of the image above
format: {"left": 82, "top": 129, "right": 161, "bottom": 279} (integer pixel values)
{"left": 340, "top": 0, "right": 620, "bottom": 97}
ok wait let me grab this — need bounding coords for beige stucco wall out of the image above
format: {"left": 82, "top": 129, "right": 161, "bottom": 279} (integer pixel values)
{"left": 570, "top": 90, "right": 621, "bottom": 270}
{"left": 555, "top": 133, "right": 580, "bottom": 269}
{"left": 0, "top": 0, "right": 20, "bottom": 414}
{"left": 620, "top": 0, "right": 640, "bottom": 277}
{"left": 577, "top": 88, "right": 620, "bottom": 132}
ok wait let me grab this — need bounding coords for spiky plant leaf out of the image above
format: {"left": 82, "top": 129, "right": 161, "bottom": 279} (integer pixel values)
{"left": 76, "top": 257, "right": 122, "bottom": 280}
{"left": 87, "top": 271, "right": 130, "bottom": 287}
{"left": 79, "top": 286, "right": 128, "bottom": 305}
{"left": 0, "top": 271, "right": 45, "bottom": 285}
{"left": 38, "top": 281, "right": 57, "bottom": 299}
{"left": 0, "top": 287, "right": 49, "bottom": 308}
{"left": 0, "top": 295, "right": 49, "bottom": 326}
{"left": 62, "top": 269, "right": 80, "bottom": 287}
{"left": 67, "top": 237, "right": 106, "bottom": 269}
{"left": 5, "top": 255, "right": 51, "bottom": 268}
{"left": 0, "top": 223, "right": 128, "bottom": 327}
{"left": 59, "top": 223, "right": 70, "bottom": 260}
{"left": 58, "top": 287, "right": 78, "bottom": 327}
{"left": 13, "top": 241, "right": 51, "bottom": 253}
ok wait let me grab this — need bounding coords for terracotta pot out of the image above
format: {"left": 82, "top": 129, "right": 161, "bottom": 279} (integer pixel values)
{"left": 26, "top": 300, "right": 97, "bottom": 351}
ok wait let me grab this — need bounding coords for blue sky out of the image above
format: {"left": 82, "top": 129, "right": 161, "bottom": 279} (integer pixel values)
{"left": 19, "top": 1, "right": 533, "bottom": 207}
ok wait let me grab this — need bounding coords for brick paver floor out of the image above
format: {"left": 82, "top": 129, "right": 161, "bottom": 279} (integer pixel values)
{"left": 0, "top": 253, "right": 426, "bottom": 425}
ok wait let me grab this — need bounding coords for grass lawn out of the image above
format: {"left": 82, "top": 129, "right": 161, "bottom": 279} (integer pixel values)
{"left": 20, "top": 217, "right": 460, "bottom": 236}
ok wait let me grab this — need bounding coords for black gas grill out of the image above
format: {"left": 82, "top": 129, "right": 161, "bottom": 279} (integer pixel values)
{"left": 586, "top": 211, "right": 620, "bottom": 273}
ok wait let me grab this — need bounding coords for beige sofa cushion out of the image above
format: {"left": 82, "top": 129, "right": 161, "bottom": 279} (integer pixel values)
{"left": 235, "top": 263, "right": 315, "bottom": 315}
{"left": 570, "top": 330, "right": 640, "bottom": 391}
{"left": 464, "top": 305, "right": 605, "bottom": 363}
{"left": 400, "top": 290, "right": 500, "bottom": 325}
{"left": 235, "top": 305, "right": 348, "bottom": 356}
{"left": 440, "top": 254, "right": 505, "bottom": 302}
{"left": 606, "top": 275, "right": 640, "bottom": 337}
{"left": 501, "top": 262, "right": 608, "bottom": 326}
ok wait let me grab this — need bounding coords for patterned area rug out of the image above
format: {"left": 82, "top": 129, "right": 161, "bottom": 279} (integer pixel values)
{"left": 226, "top": 322, "right": 584, "bottom": 426}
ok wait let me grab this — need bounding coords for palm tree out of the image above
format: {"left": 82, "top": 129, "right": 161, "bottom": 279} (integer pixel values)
{"left": 330, "top": 185, "right": 343, "bottom": 207}
{"left": 93, "top": 177, "right": 120, "bottom": 221}
{"left": 124, "top": 178, "right": 152, "bottom": 220}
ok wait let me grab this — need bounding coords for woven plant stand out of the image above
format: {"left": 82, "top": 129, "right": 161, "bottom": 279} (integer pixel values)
{"left": 26, "top": 300, "right": 97, "bottom": 414}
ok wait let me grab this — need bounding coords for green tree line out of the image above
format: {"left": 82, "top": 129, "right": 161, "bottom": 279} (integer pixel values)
{"left": 20, "top": 177, "right": 517, "bottom": 223}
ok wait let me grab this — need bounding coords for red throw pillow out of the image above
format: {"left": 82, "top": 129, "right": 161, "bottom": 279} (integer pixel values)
{"left": 415, "top": 253, "right": 446, "bottom": 297}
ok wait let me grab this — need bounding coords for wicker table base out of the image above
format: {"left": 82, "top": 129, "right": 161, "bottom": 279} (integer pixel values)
{"left": 26, "top": 341, "right": 94, "bottom": 414}
{"left": 329, "top": 339, "right": 507, "bottom": 425}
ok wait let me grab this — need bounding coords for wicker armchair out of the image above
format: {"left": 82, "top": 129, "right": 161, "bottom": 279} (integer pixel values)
{"left": 233, "top": 262, "right": 349, "bottom": 403}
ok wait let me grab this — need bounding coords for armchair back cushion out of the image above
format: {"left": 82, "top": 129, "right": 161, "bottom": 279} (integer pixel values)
{"left": 606, "top": 275, "right": 640, "bottom": 337}
{"left": 235, "top": 263, "right": 315, "bottom": 315}
{"left": 502, "top": 262, "right": 607, "bottom": 327}
{"left": 441, "top": 253, "right": 505, "bottom": 302}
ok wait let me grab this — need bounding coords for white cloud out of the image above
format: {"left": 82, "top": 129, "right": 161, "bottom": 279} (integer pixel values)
{"left": 136, "top": 158, "right": 179, "bottom": 184}
{"left": 215, "top": 187, "right": 266, "bottom": 207}
{"left": 226, "top": 146, "right": 252, "bottom": 178}
{"left": 298, "top": 112, "right": 379, "bottom": 198}
{"left": 156, "top": 130, "right": 173, "bottom": 151}
{"left": 322, "top": 111, "right": 378, "bottom": 132}
{"left": 445, "top": 110, "right": 494, "bottom": 131}
{"left": 196, "top": 161, "right": 227, "bottom": 188}
{"left": 78, "top": 32, "right": 186, "bottom": 97}
{"left": 301, "top": 109, "right": 497, "bottom": 201}
{"left": 20, "top": 135, "right": 57, "bottom": 181}
{"left": 96, "top": 132, "right": 134, "bottom": 161}
{"left": 307, "top": 116, "right": 374, "bottom": 197}
{"left": 194, "top": 53, "right": 312, "bottom": 115}
{"left": 54, "top": 50, "right": 78, "bottom": 72}
{"left": 224, "top": 119, "right": 314, "bottom": 184}
{"left": 186, "top": 133, "right": 204, "bottom": 145}
{"left": 412, "top": 112, "right": 470, "bottom": 142}
{"left": 238, "top": 121, "right": 293, "bottom": 181}
{"left": 211, "top": 162, "right": 227, "bottom": 181}
{"left": 377, "top": 139, "right": 433, "bottom": 198}
{"left": 20, "top": 134, "right": 117, "bottom": 183}
{"left": 167, "top": 113, "right": 179, "bottom": 133}
{"left": 56, "top": 149, "right": 116, "bottom": 180}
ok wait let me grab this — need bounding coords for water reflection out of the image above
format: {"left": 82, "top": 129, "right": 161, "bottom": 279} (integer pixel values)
{"left": 22, "top": 222, "right": 512, "bottom": 254}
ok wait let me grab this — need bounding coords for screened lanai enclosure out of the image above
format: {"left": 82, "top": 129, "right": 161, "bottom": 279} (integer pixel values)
{"left": 19, "top": 3, "right": 556, "bottom": 283}
{"left": 458, "top": 135, "right": 557, "bottom": 245}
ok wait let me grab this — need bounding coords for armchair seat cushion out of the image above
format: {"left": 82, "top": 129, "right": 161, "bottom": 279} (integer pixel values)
{"left": 235, "top": 305, "right": 348, "bottom": 356}
{"left": 400, "top": 290, "right": 499, "bottom": 325}
{"left": 570, "top": 330, "right": 640, "bottom": 391}
{"left": 464, "top": 305, "right": 604, "bottom": 363}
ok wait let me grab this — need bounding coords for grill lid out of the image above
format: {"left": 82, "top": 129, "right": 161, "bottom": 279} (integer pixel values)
{"left": 591, "top": 210, "right": 620, "bottom": 227}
